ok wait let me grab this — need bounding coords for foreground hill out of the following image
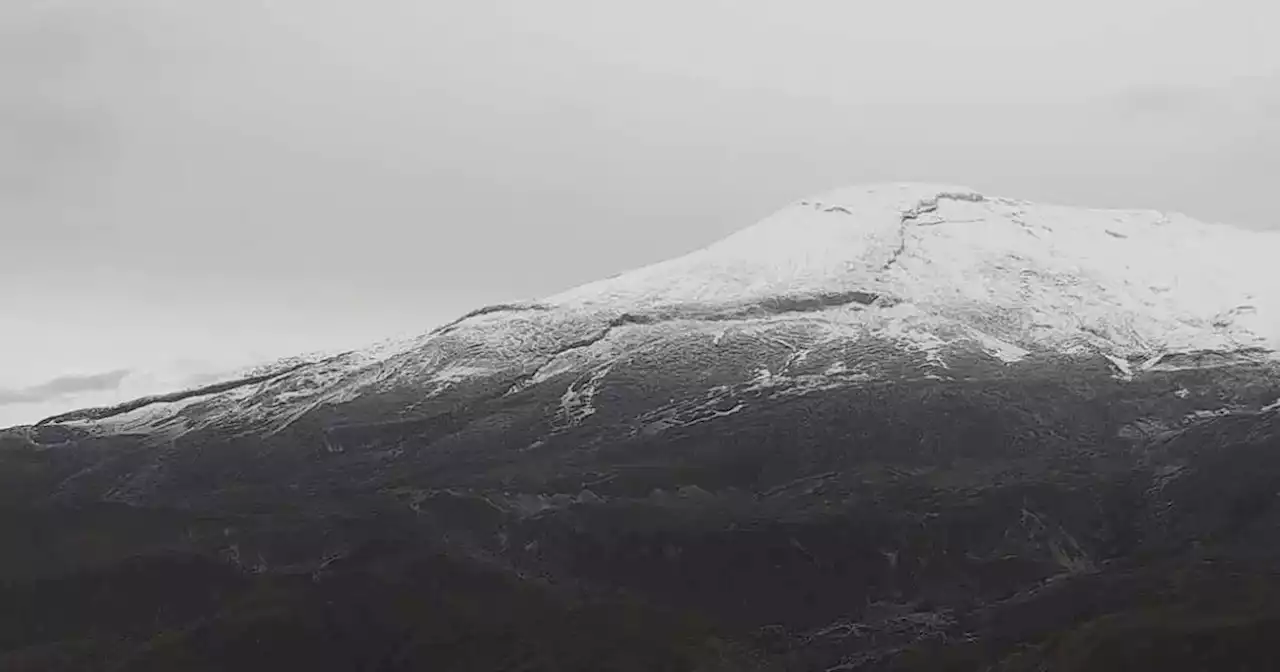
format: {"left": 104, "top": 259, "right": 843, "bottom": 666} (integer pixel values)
{"left": 4, "top": 183, "right": 1280, "bottom": 671}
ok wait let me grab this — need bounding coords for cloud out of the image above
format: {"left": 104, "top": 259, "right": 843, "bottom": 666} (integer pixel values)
{"left": 0, "top": 2, "right": 146, "bottom": 202}
{"left": 0, "top": 369, "right": 131, "bottom": 405}
{"left": 1104, "top": 73, "right": 1280, "bottom": 122}
{"left": 1109, "top": 84, "right": 1219, "bottom": 117}
{"left": 0, "top": 357, "right": 268, "bottom": 428}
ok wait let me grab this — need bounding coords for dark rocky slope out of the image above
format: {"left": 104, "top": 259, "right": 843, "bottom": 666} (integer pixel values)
{"left": 4, "top": 348, "right": 1279, "bottom": 670}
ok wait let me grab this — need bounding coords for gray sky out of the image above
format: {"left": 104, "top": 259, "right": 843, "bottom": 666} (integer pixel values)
{"left": 2, "top": 0, "right": 1278, "bottom": 426}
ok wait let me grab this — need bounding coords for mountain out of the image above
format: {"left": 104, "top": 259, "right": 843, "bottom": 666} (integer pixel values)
{"left": 4, "top": 182, "right": 1280, "bottom": 671}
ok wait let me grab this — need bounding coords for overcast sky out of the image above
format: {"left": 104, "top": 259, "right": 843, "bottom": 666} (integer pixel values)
{"left": 2, "top": 0, "right": 1278, "bottom": 426}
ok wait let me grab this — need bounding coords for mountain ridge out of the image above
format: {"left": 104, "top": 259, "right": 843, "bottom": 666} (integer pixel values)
{"left": 5, "top": 183, "right": 1280, "bottom": 670}
{"left": 13, "top": 182, "right": 1278, "bottom": 436}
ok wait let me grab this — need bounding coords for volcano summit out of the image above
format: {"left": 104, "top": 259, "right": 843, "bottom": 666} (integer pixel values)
{"left": 4, "top": 183, "right": 1280, "bottom": 671}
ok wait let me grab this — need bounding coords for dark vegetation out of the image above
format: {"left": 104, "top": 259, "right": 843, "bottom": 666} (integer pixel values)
{"left": 2, "top": 345, "right": 1280, "bottom": 670}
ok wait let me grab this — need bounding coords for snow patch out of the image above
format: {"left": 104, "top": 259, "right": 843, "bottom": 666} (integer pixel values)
{"left": 553, "top": 365, "right": 613, "bottom": 429}
{"left": 635, "top": 391, "right": 749, "bottom": 436}
{"left": 962, "top": 326, "right": 1030, "bottom": 363}
{"left": 1104, "top": 354, "right": 1134, "bottom": 381}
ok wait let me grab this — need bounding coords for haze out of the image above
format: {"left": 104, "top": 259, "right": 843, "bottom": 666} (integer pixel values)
{"left": 2, "top": 0, "right": 1278, "bottom": 427}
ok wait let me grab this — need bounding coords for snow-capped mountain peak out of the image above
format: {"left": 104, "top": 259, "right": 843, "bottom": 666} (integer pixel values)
{"left": 20, "top": 183, "right": 1280, "bottom": 438}
{"left": 548, "top": 182, "right": 1280, "bottom": 357}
